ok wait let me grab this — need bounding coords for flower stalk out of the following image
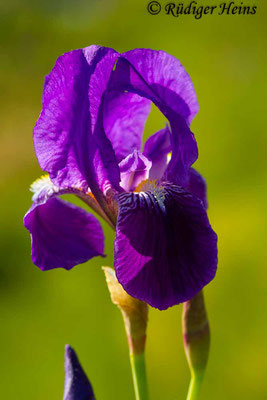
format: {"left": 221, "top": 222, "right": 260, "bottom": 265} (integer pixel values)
{"left": 103, "top": 267, "right": 149, "bottom": 400}
{"left": 186, "top": 374, "right": 203, "bottom": 400}
{"left": 130, "top": 352, "right": 148, "bottom": 400}
{"left": 182, "top": 290, "right": 210, "bottom": 400}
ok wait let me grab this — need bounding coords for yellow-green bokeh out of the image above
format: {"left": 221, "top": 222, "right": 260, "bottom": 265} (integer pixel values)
{"left": 0, "top": 0, "right": 266, "bottom": 399}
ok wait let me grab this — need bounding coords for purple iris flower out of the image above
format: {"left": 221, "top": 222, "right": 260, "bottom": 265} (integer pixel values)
{"left": 24, "top": 46, "right": 217, "bottom": 310}
{"left": 64, "top": 345, "right": 95, "bottom": 400}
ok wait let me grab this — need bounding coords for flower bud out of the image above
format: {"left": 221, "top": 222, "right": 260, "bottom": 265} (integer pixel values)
{"left": 64, "top": 345, "right": 95, "bottom": 400}
{"left": 103, "top": 267, "right": 148, "bottom": 355}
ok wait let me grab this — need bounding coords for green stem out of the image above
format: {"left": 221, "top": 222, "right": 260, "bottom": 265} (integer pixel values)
{"left": 129, "top": 352, "right": 149, "bottom": 400}
{"left": 186, "top": 373, "right": 203, "bottom": 400}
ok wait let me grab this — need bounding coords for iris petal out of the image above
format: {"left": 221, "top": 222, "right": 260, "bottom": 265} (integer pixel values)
{"left": 121, "top": 49, "right": 199, "bottom": 124}
{"left": 119, "top": 150, "right": 152, "bottom": 192}
{"left": 104, "top": 91, "right": 151, "bottom": 163}
{"left": 114, "top": 184, "right": 217, "bottom": 310}
{"left": 187, "top": 168, "right": 208, "bottom": 209}
{"left": 108, "top": 49, "right": 198, "bottom": 186}
{"left": 23, "top": 176, "right": 105, "bottom": 271}
{"left": 24, "top": 198, "right": 105, "bottom": 271}
{"left": 34, "top": 46, "right": 120, "bottom": 197}
{"left": 143, "top": 125, "right": 171, "bottom": 181}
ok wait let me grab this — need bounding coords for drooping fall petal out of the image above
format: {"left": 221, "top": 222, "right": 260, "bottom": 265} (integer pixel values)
{"left": 24, "top": 177, "right": 105, "bottom": 273}
{"left": 114, "top": 184, "right": 217, "bottom": 310}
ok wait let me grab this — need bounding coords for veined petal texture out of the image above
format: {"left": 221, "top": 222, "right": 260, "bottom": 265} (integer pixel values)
{"left": 24, "top": 176, "right": 105, "bottom": 271}
{"left": 114, "top": 184, "right": 217, "bottom": 310}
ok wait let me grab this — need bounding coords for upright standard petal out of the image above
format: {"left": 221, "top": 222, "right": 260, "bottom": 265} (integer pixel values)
{"left": 23, "top": 176, "right": 105, "bottom": 271}
{"left": 85, "top": 47, "right": 122, "bottom": 196}
{"left": 143, "top": 125, "right": 171, "bottom": 181}
{"left": 109, "top": 50, "right": 198, "bottom": 186}
{"left": 103, "top": 91, "right": 151, "bottom": 163}
{"left": 121, "top": 49, "right": 199, "bottom": 124}
{"left": 34, "top": 46, "right": 121, "bottom": 196}
{"left": 114, "top": 184, "right": 217, "bottom": 310}
{"left": 64, "top": 345, "right": 95, "bottom": 400}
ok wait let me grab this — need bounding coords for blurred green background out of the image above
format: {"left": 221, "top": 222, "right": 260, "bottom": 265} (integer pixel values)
{"left": 1, "top": 0, "right": 266, "bottom": 399}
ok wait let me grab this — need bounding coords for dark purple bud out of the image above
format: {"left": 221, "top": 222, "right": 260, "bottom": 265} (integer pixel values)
{"left": 64, "top": 345, "right": 95, "bottom": 400}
